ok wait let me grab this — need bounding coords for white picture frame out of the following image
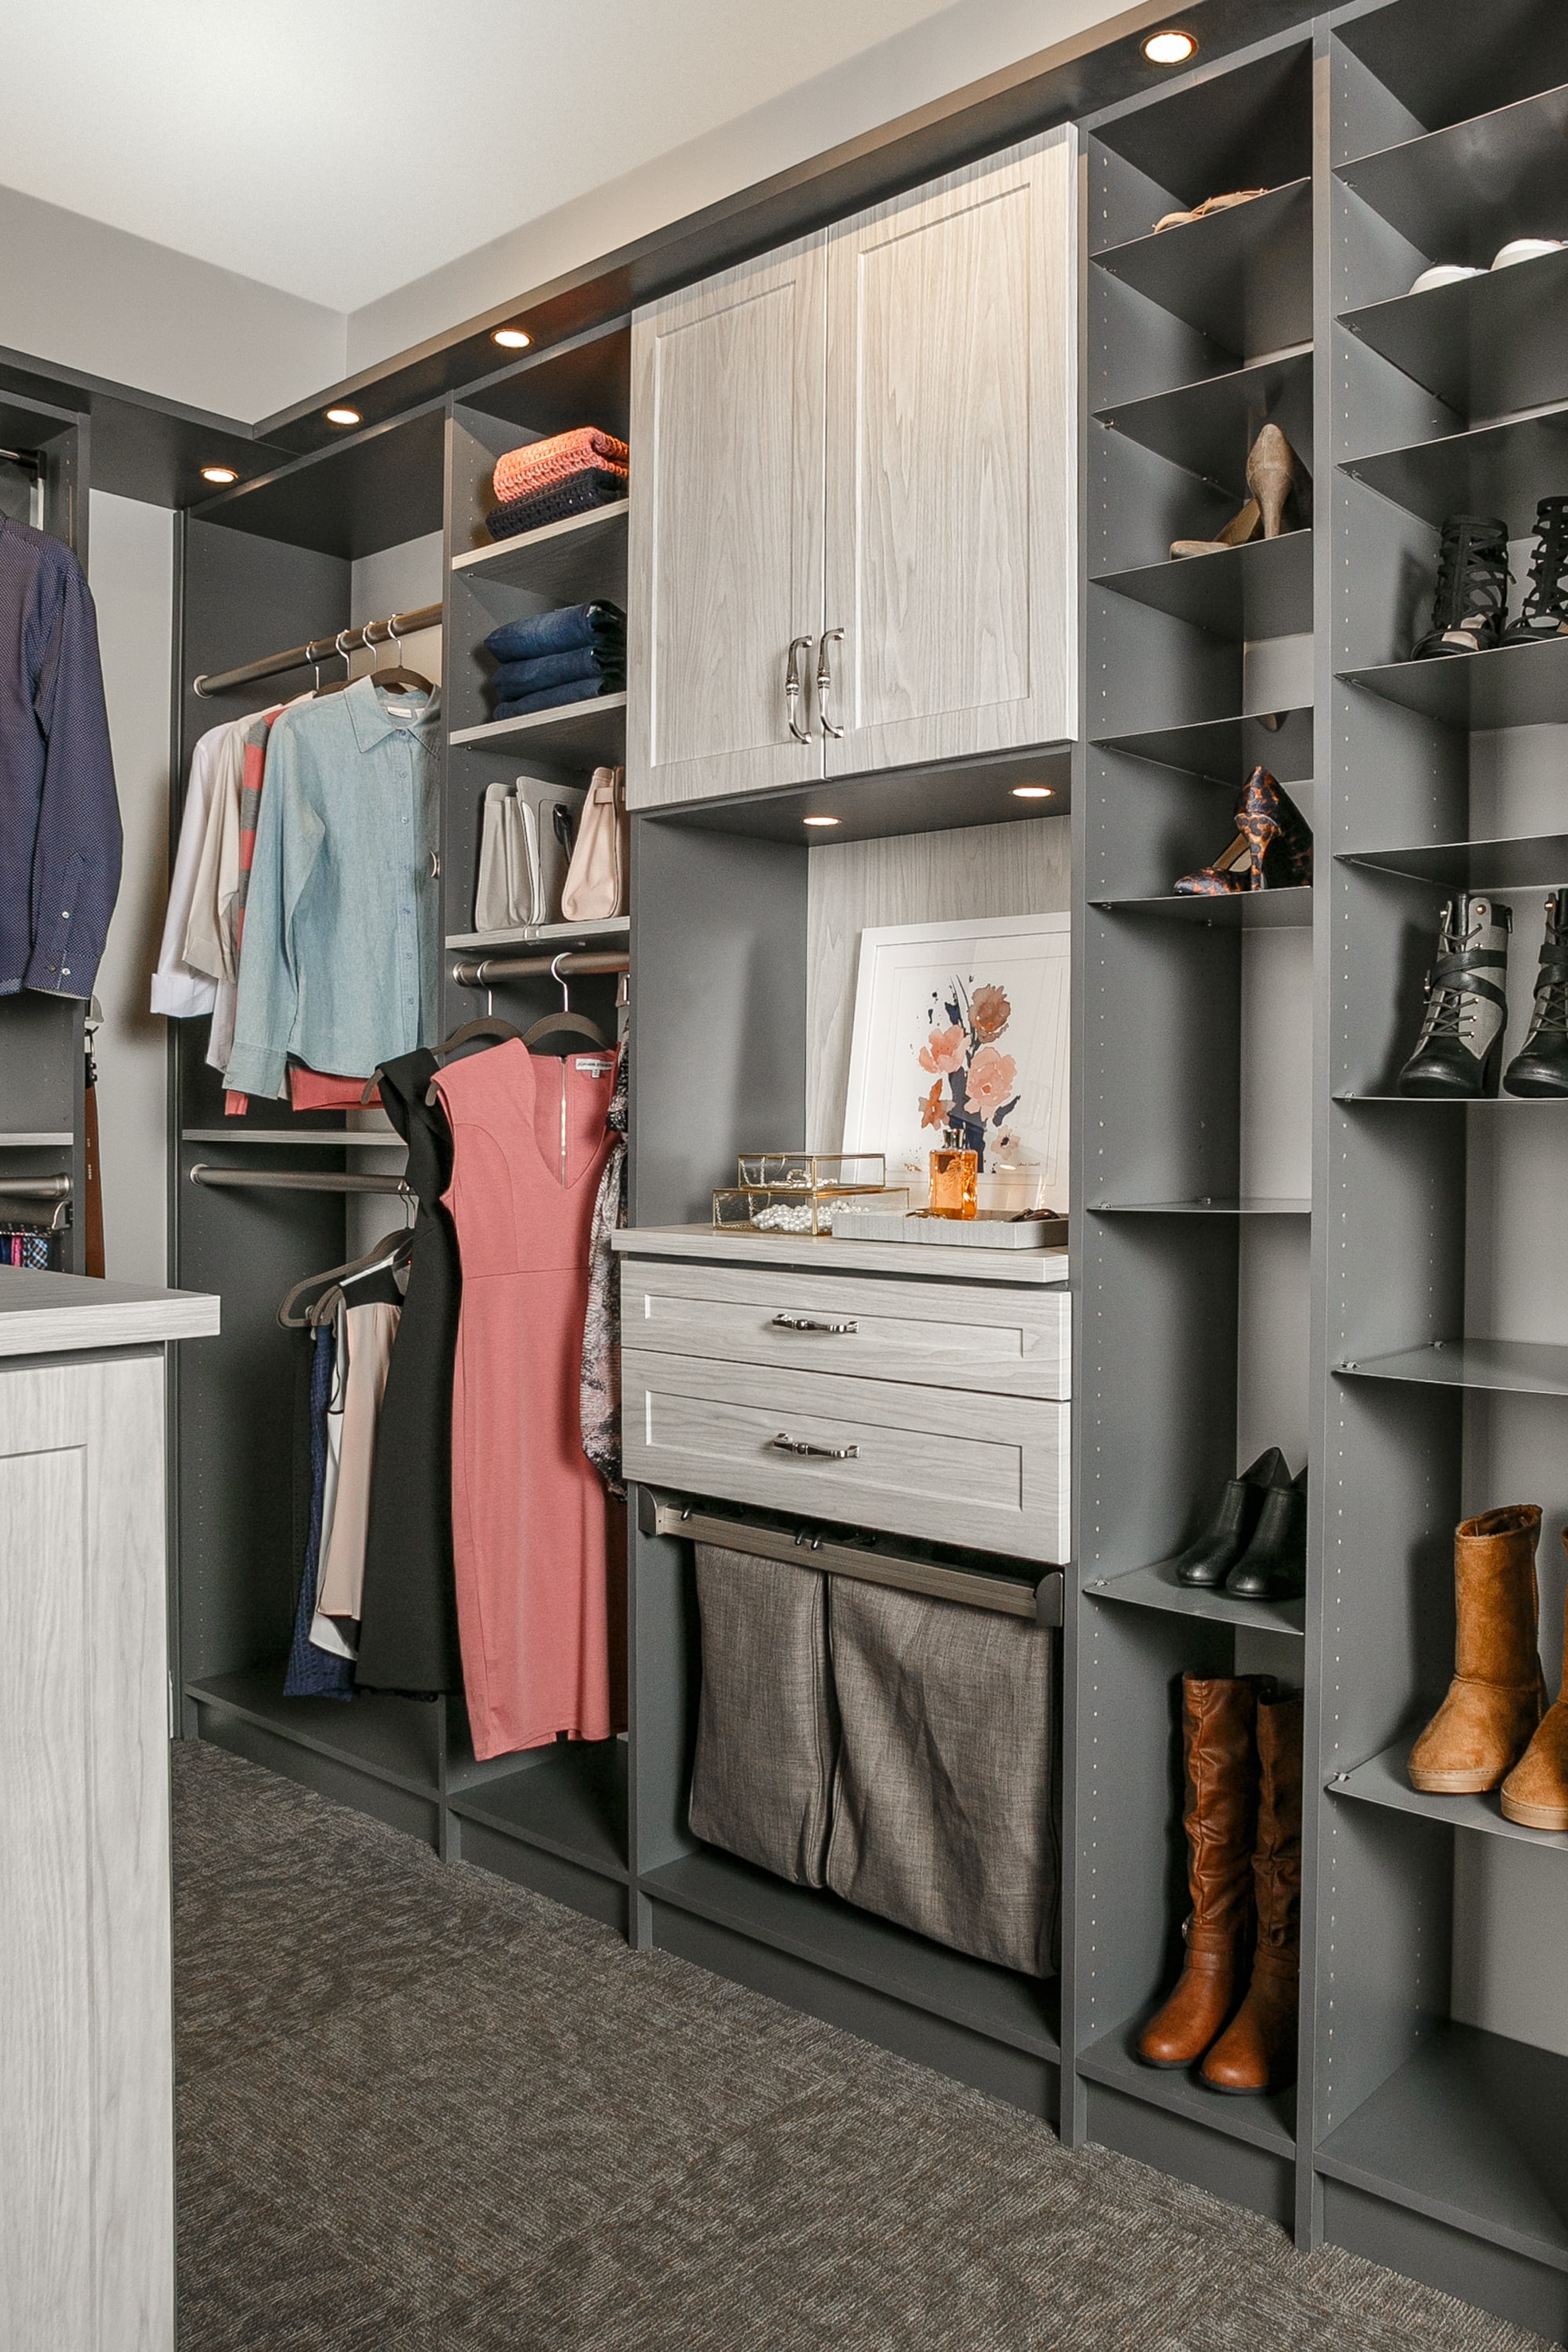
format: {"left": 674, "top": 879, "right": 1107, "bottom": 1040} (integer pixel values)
{"left": 840, "top": 912, "right": 1071, "bottom": 1211}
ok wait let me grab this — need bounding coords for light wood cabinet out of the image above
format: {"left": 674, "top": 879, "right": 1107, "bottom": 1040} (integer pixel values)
{"left": 626, "top": 126, "right": 1076, "bottom": 810}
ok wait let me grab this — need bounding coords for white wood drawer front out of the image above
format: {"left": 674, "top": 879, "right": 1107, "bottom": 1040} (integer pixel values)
{"left": 622, "top": 1348, "right": 1069, "bottom": 1564}
{"left": 622, "top": 1260, "right": 1070, "bottom": 1400}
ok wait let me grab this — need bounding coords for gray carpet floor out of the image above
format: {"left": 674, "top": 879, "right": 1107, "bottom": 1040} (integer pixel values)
{"left": 173, "top": 1740, "right": 1555, "bottom": 2352}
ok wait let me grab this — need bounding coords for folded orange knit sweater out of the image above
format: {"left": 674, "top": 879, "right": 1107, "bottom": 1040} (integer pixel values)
{"left": 492, "top": 426, "right": 630, "bottom": 504}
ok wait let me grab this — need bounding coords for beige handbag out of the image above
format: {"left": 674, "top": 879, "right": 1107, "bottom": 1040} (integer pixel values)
{"left": 560, "top": 765, "right": 628, "bottom": 921}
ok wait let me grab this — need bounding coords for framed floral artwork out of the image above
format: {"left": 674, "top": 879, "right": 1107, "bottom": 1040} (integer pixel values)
{"left": 840, "top": 913, "right": 1070, "bottom": 1210}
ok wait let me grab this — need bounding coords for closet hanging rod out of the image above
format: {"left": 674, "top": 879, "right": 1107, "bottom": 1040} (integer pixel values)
{"left": 452, "top": 948, "right": 629, "bottom": 989}
{"left": 0, "top": 446, "right": 43, "bottom": 479}
{"left": 191, "top": 604, "right": 443, "bottom": 699}
{"left": 188, "top": 1165, "right": 412, "bottom": 1199}
{"left": 0, "top": 1174, "right": 72, "bottom": 1201}
{"left": 637, "top": 1487, "right": 1063, "bottom": 1628}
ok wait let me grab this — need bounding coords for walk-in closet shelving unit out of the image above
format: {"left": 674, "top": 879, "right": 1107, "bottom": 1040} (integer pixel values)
{"left": 0, "top": 392, "right": 90, "bottom": 1272}
{"left": 1073, "top": 9, "right": 1568, "bottom": 2336}
{"left": 172, "top": 325, "right": 636, "bottom": 1928}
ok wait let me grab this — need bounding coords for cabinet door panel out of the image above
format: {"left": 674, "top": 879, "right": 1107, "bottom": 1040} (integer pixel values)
{"left": 822, "top": 129, "right": 1077, "bottom": 774}
{"left": 628, "top": 239, "right": 826, "bottom": 808}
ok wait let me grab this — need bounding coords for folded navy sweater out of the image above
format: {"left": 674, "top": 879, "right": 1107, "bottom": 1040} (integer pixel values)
{"left": 485, "top": 467, "right": 627, "bottom": 543}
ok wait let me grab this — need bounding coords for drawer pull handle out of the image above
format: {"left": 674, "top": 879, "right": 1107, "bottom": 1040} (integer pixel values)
{"left": 771, "top": 1312, "right": 858, "bottom": 1335}
{"left": 771, "top": 1432, "right": 859, "bottom": 1461}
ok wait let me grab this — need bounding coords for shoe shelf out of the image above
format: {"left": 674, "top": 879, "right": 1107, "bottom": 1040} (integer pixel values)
{"left": 1336, "top": 82, "right": 1568, "bottom": 270}
{"left": 1091, "top": 181, "right": 1312, "bottom": 361}
{"left": 1339, "top": 633, "right": 1568, "bottom": 728}
{"left": 448, "top": 499, "right": 628, "bottom": 601}
{"left": 1336, "top": 1337, "right": 1568, "bottom": 1396}
{"left": 1094, "top": 349, "right": 1312, "bottom": 493}
{"left": 445, "top": 914, "right": 630, "bottom": 951}
{"left": 1330, "top": 1739, "right": 1568, "bottom": 1853}
{"left": 448, "top": 691, "right": 627, "bottom": 763}
{"left": 1088, "top": 1560, "right": 1306, "bottom": 1639}
{"left": 1339, "top": 246, "right": 1568, "bottom": 428}
{"left": 184, "top": 1666, "right": 442, "bottom": 1798}
{"left": 445, "top": 1739, "right": 630, "bottom": 1882}
{"left": 1335, "top": 1091, "right": 1568, "bottom": 1108}
{"left": 1315, "top": 2022, "right": 1568, "bottom": 2278}
{"left": 1091, "top": 706, "right": 1313, "bottom": 786}
{"left": 1343, "top": 399, "right": 1568, "bottom": 530}
{"left": 1077, "top": 2015, "right": 1297, "bottom": 2157}
{"left": 1091, "top": 887, "right": 1312, "bottom": 929}
{"left": 1092, "top": 529, "right": 1312, "bottom": 641}
{"left": 1340, "top": 832, "right": 1568, "bottom": 890}
{"left": 1091, "top": 1196, "right": 1311, "bottom": 1214}
{"left": 641, "top": 1847, "right": 1060, "bottom": 2062}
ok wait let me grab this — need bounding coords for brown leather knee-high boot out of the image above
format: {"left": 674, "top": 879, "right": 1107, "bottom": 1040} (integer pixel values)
{"left": 1202, "top": 1690, "right": 1302, "bottom": 2094}
{"left": 1408, "top": 1505, "right": 1545, "bottom": 1793}
{"left": 1502, "top": 1530, "right": 1568, "bottom": 1831}
{"left": 1138, "top": 1675, "right": 1260, "bottom": 2069}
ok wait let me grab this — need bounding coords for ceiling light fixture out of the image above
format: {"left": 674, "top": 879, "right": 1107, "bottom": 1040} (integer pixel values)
{"left": 200, "top": 465, "right": 238, "bottom": 485}
{"left": 325, "top": 406, "right": 361, "bottom": 426}
{"left": 802, "top": 814, "right": 840, "bottom": 827}
{"left": 492, "top": 327, "right": 532, "bottom": 350}
{"left": 1142, "top": 27, "right": 1197, "bottom": 64}
{"left": 1012, "top": 785, "right": 1054, "bottom": 799}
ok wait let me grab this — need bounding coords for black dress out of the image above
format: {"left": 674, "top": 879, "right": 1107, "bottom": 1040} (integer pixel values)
{"left": 354, "top": 1047, "right": 463, "bottom": 1694}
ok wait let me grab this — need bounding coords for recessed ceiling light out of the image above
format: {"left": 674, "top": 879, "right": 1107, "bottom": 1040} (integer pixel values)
{"left": 492, "top": 327, "right": 532, "bottom": 350}
{"left": 325, "top": 406, "right": 361, "bottom": 426}
{"left": 200, "top": 465, "right": 238, "bottom": 485}
{"left": 802, "top": 814, "right": 840, "bottom": 827}
{"left": 1012, "top": 785, "right": 1054, "bottom": 799}
{"left": 1143, "top": 27, "right": 1197, "bottom": 64}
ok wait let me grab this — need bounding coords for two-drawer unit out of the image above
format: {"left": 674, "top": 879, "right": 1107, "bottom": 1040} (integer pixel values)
{"left": 615, "top": 1232, "right": 1071, "bottom": 1563}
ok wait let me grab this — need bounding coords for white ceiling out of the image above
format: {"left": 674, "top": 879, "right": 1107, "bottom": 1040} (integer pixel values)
{"left": 4, "top": 0, "right": 973, "bottom": 313}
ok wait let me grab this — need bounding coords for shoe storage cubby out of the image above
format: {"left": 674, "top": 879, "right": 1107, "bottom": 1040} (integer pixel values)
{"left": 1073, "top": 6, "right": 1568, "bottom": 2335}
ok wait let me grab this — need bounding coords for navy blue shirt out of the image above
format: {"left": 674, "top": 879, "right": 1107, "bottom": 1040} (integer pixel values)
{"left": 0, "top": 516, "right": 122, "bottom": 997}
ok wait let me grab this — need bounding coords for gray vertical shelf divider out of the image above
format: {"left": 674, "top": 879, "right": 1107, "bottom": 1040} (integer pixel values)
{"left": 165, "top": 10, "right": 1568, "bottom": 2336}
{"left": 0, "top": 391, "right": 91, "bottom": 1276}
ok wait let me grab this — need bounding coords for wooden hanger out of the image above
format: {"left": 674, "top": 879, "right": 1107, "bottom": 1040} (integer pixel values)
{"left": 277, "top": 1220, "right": 414, "bottom": 1330}
{"left": 424, "top": 1015, "right": 524, "bottom": 1103}
{"left": 368, "top": 612, "right": 434, "bottom": 698}
{"left": 312, "top": 629, "right": 355, "bottom": 698}
{"left": 521, "top": 954, "right": 609, "bottom": 1056}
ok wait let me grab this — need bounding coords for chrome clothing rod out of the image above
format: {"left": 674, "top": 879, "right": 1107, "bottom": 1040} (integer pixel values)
{"left": 452, "top": 948, "right": 629, "bottom": 989}
{"left": 0, "top": 1174, "right": 71, "bottom": 1200}
{"left": 192, "top": 603, "right": 443, "bottom": 699}
{"left": 190, "top": 1165, "right": 412, "bottom": 1198}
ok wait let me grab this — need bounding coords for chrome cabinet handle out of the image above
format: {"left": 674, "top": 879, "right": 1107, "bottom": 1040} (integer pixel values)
{"left": 771, "top": 1312, "right": 858, "bottom": 1334}
{"left": 816, "top": 626, "right": 844, "bottom": 739}
{"left": 785, "top": 634, "right": 815, "bottom": 742}
{"left": 771, "top": 1432, "right": 859, "bottom": 1460}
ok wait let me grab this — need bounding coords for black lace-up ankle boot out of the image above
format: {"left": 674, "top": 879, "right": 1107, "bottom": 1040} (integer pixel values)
{"left": 1504, "top": 499, "right": 1568, "bottom": 647}
{"left": 1504, "top": 891, "right": 1568, "bottom": 1096}
{"left": 1398, "top": 895, "right": 1512, "bottom": 1098}
{"left": 1414, "top": 515, "right": 1510, "bottom": 659}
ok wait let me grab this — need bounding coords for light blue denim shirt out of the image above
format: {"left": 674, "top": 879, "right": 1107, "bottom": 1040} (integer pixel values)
{"left": 225, "top": 676, "right": 442, "bottom": 1098}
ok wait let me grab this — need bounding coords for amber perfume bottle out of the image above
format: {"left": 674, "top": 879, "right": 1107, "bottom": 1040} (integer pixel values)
{"left": 927, "top": 1131, "right": 978, "bottom": 1218}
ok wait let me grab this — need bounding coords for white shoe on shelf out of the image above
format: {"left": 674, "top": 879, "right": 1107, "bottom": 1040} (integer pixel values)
{"left": 1491, "top": 237, "right": 1566, "bottom": 270}
{"left": 1407, "top": 263, "right": 1483, "bottom": 294}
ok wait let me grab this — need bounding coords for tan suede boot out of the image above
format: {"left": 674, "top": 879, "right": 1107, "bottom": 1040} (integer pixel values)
{"left": 1138, "top": 1675, "right": 1261, "bottom": 2068}
{"left": 1202, "top": 1692, "right": 1301, "bottom": 2095}
{"left": 1502, "top": 1532, "right": 1568, "bottom": 1831}
{"left": 1408, "top": 1505, "right": 1546, "bottom": 1794}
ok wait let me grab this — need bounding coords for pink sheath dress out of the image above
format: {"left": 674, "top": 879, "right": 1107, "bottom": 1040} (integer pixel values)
{"left": 434, "top": 1037, "right": 621, "bottom": 1759}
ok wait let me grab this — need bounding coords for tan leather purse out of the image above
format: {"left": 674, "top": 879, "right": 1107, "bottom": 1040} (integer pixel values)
{"left": 560, "top": 764, "right": 628, "bottom": 921}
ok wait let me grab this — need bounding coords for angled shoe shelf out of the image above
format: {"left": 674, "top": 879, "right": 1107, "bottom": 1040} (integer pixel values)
{"left": 449, "top": 691, "right": 627, "bottom": 762}
{"left": 1316, "top": 2024, "right": 1568, "bottom": 2280}
{"left": 1077, "top": 2016, "right": 1298, "bottom": 2158}
{"left": 1342, "top": 401, "right": 1568, "bottom": 531}
{"left": 1088, "top": 1559, "right": 1306, "bottom": 1638}
{"left": 445, "top": 1741, "right": 630, "bottom": 1886}
{"left": 1339, "top": 634, "right": 1568, "bottom": 729}
{"left": 1091, "top": 1196, "right": 1311, "bottom": 1214}
{"left": 1338, "top": 246, "right": 1568, "bottom": 427}
{"left": 1336, "top": 1338, "right": 1568, "bottom": 1396}
{"left": 449, "top": 499, "right": 628, "bottom": 601}
{"left": 1330, "top": 1740, "right": 1568, "bottom": 1851}
{"left": 1091, "top": 706, "right": 1313, "bottom": 786}
{"left": 1094, "top": 350, "right": 1313, "bottom": 493}
{"left": 1093, "top": 530, "right": 1312, "bottom": 641}
{"left": 1091, "top": 181, "right": 1312, "bottom": 361}
{"left": 1334, "top": 1090, "right": 1568, "bottom": 1107}
{"left": 1339, "top": 833, "right": 1568, "bottom": 890}
{"left": 1092, "top": 887, "right": 1312, "bottom": 929}
{"left": 1336, "top": 82, "right": 1568, "bottom": 268}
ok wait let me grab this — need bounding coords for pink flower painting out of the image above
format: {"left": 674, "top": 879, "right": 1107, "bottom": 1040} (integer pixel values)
{"left": 916, "top": 975, "right": 1022, "bottom": 1171}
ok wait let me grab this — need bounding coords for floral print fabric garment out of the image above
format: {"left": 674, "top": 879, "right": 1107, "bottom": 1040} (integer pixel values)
{"left": 580, "top": 1043, "right": 628, "bottom": 1496}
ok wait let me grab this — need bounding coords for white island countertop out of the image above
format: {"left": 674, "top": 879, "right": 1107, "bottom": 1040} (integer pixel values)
{"left": 0, "top": 1269, "right": 220, "bottom": 1357}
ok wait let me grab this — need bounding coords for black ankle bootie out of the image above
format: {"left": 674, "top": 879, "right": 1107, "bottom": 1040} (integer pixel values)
{"left": 1414, "top": 515, "right": 1510, "bottom": 659}
{"left": 1398, "top": 895, "right": 1512, "bottom": 1098}
{"left": 1173, "top": 1447, "right": 1290, "bottom": 1588}
{"left": 1503, "top": 499, "right": 1568, "bottom": 647}
{"left": 1504, "top": 890, "right": 1568, "bottom": 1096}
{"left": 1226, "top": 1468, "right": 1308, "bottom": 1601}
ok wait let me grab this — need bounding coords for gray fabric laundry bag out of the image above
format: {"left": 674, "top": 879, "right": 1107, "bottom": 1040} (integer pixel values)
{"left": 688, "top": 1544, "right": 838, "bottom": 1886}
{"left": 825, "top": 1579, "right": 1058, "bottom": 1976}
